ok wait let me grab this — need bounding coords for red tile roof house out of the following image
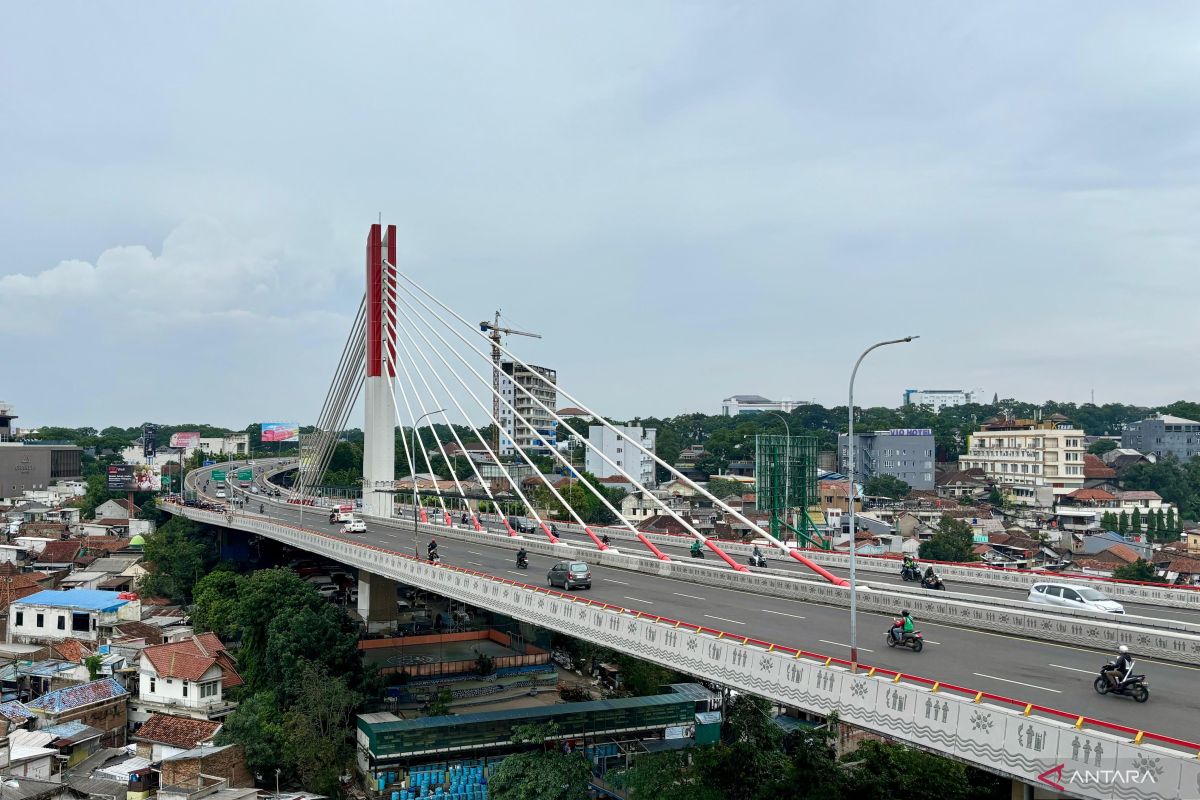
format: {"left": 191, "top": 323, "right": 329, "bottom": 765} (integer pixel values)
{"left": 132, "top": 634, "right": 243, "bottom": 724}
{"left": 133, "top": 712, "right": 222, "bottom": 761}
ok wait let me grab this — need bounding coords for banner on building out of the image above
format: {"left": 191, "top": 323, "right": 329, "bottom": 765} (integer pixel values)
{"left": 261, "top": 422, "right": 300, "bottom": 443}
{"left": 170, "top": 431, "right": 200, "bottom": 449}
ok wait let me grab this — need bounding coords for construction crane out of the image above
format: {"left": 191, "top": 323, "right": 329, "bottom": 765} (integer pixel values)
{"left": 479, "top": 311, "right": 542, "bottom": 454}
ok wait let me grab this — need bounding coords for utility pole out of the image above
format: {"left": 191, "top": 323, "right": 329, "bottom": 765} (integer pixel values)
{"left": 479, "top": 312, "right": 541, "bottom": 454}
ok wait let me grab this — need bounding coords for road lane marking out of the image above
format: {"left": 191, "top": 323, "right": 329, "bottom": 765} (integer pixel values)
{"left": 467, "top": 561, "right": 483, "bottom": 566}
{"left": 819, "top": 639, "right": 874, "bottom": 653}
{"left": 467, "top": 550, "right": 483, "bottom": 555}
{"left": 625, "top": 596, "right": 654, "bottom": 605}
{"left": 704, "top": 615, "right": 744, "bottom": 625}
{"left": 603, "top": 578, "right": 630, "bottom": 585}
{"left": 674, "top": 592, "right": 706, "bottom": 601}
{"left": 1049, "top": 664, "right": 1095, "bottom": 675}
{"left": 763, "top": 609, "right": 805, "bottom": 620}
{"left": 505, "top": 571, "right": 529, "bottom": 577}
{"left": 972, "top": 673, "right": 1061, "bottom": 693}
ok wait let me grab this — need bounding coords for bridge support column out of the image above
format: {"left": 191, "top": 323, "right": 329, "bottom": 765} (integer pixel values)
{"left": 357, "top": 571, "right": 400, "bottom": 625}
{"left": 363, "top": 223, "right": 398, "bottom": 518}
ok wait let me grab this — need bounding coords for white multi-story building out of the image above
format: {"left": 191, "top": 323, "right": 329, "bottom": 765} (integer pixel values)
{"left": 133, "top": 633, "right": 242, "bottom": 723}
{"left": 960, "top": 416, "right": 1086, "bottom": 507}
{"left": 720, "top": 395, "right": 802, "bottom": 416}
{"left": 902, "top": 389, "right": 978, "bottom": 411}
{"left": 7, "top": 589, "right": 141, "bottom": 644}
{"left": 585, "top": 425, "right": 657, "bottom": 488}
{"left": 499, "top": 361, "right": 557, "bottom": 457}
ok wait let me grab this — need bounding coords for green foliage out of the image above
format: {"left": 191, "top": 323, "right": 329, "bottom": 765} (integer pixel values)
{"left": 490, "top": 724, "right": 593, "bottom": 800}
{"left": 1130, "top": 507, "right": 1142, "bottom": 532}
{"left": 1088, "top": 439, "right": 1119, "bottom": 455}
{"left": 841, "top": 739, "right": 977, "bottom": 800}
{"left": 282, "top": 662, "right": 361, "bottom": 797}
{"left": 863, "top": 475, "right": 911, "bottom": 500}
{"left": 707, "top": 478, "right": 747, "bottom": 500}
{"left": 474, "top": 650, "right": 496, "bottom": 677}
{"left": 1147, "top": 508, "right": 1158, "bottom": 534}
{"left": 216, "top": 691, "right": 287, "bottom": 780}
{"left": 918, "top": 516, "right": 978, "bottom": 563}
{"left": 191, "top": 569, "right": 246, "bottom": 638}
{"left": 422, "top": 688, "right": 453, "bottom": 717}
{"left": 137, "top": 517, "right": 218, "bottom": 603}
{"left": 1113, "top": 559, "right": 1158, "bottom": 582}
{"left": 1122, "top": 457, "right": 1200, "bottom": 520}
{"left": 1119, "top": 511, "right": 1129, "bottom": 535}
{"left": 612, "top": 652, "right": 685, "bottom": 697}
{"left": 84, "top": 654, "right": 103, "bottom": 681}
{"left": 1100, "top": 511, "right": 1119, "bottom": 532}
{"left": 530, "top": 471, "right": 623, "bottom": 525}
{"left": 1167, "top": 507, "right": 1177, "bottom": 535}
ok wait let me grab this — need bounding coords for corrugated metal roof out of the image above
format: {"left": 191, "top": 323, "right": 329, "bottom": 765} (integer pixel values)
{"left": 15, "top": 589, "right": 129, "bottom": 612}
{"left": 25, "top": 676, "right": 127, "bottom": 713}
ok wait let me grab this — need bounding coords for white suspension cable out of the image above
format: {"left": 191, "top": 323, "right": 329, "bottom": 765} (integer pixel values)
{"left": 386, "top": 356, "right": 448, "bottom": 517}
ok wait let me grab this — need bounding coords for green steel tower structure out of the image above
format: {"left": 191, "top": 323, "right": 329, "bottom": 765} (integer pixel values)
{"left": 754, "top": 434, "right": 827, "bottom": 548}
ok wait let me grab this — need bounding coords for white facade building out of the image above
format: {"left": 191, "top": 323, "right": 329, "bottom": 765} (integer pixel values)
{"left": 720, "top": 395, "right": 802, "bottom": 416}
{"left": 8, "top": 590, "right": 139, "bottom": 645}
{"left": 585, "top": 425, "right": 657, "bottom": 488}
{"left": 902, "top": 389, "right": 979, "bottom": 411}
{"left": 499, "top": 361, "right": 557, "bottom": 457}
{"left": 133, "top": 633, "right": 241, "bottom": 723}
{"left": 960, "top": 418, "right": 1086, "bottom": 507}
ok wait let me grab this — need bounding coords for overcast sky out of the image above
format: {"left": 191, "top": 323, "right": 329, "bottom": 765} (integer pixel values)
{"left": 4, "top": 4, "right": 1199, "bottom": 430}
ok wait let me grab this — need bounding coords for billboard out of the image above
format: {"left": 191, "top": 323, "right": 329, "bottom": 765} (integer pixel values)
{"left": 170, "top": 431, "right": 200, "bottom": 449}
{"left": 261, "top": 422, "right": 300, "bottom": 443}
{"left": 143, "top": 425, "right": 157, "bottom": 459}
{"left": 106, "top": 462, "right": 163, "bottom": 492}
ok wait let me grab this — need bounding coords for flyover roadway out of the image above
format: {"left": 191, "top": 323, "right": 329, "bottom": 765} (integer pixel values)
{"left": 186, "top": 462, "right": 1200, "bottom": 746}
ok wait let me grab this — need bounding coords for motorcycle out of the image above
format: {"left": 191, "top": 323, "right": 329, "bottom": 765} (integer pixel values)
{"left": 900, "top": 564, "right": 920, "bottom": 582}
{"left": 516, "top": 555, "right": 529, "bottom": 569}
{"left": 921, "top": 574, "right": 946, "bottom": 591}
{"left": 748, "top": 553, "right": 767, "bottom": 568}
{"left": 1093, "top": 663, "right": 1149, "bottom": 703}
{"left": 689, "top": 546, "right": 705, "bottom": 559}
{"left": 428, "top": 552, "right": 442, "bottom": 565}
{"left": 885, "top": 621, "right": 924, "bottom": 652}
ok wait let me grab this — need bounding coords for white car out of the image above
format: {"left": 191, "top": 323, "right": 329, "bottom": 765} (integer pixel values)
{"left": 343, "top": 518, "right": 367, "bottom": 533}
{"left": 1027, "top": 582, "right": 1124, "bottom": 614}
{"left": 215, "top": 489, "right": 226, "bottom": 499}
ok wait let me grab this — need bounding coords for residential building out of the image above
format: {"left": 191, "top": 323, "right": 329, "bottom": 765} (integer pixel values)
{"left": 93, "top": 498, "right": 140, "bottom": 521}
{"left": 556, "top": 406, "right": 594, "bottom": 422}
{"left": 672, "top": 446, "right": 709, "bottom": 481}
{"left": 499, "top": 361, "right": 557, "bottom": 457}
{"left": 959, "top": 416, "right": 1086, "bottom": 507}
{"left": 24, "top": 677, "right": 129, "bottom": 747}
{"left": 584, "top": 425, "right": 656, "bottom": 488}
{"left": 0, "top": 442, "right": 83, "bottom": 501}
{"left": 8, "top": 590, "right": 140, "bottom": 645}
{"left": 837, "top": 429, "right": 936, "bottom": 491}
{"left": 134, "top": 633, "right": 243, "bottom": 723}
{"left": 902, "top": 388, "right": 978, "bottom": 411}
{"left": 133, "top": 713, "right": 222, "bottom": 761}
{"left": 935, "top": 467, "right": 989, "bottom": 500}
{"left": 156, "top": 743, "right": 254, "bottom": 789}
{"left": 720, "top": 395, "right": 802, "bottom": 416}
{"left": 1121, "top": 415, "right": 1200, "bottom": 461}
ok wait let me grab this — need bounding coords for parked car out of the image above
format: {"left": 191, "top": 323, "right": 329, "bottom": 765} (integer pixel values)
{"left": 508, "top": 516, "right": 536, "bottom": 534}
{"left": 1027, "top": 582, "right": 1124, "bottom": 614}
{"left": 314, "top": 584, "right": 338, "bottom": 599}
{"left": 343, "top": 518, "right": 367, "bottom": 533}
{"left": 548, "top": 561, "right": 592, "bottom": 590}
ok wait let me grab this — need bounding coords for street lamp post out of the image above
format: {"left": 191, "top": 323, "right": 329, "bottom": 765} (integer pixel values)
{"left": 409, "top": 409, "right": 446, "bottom": 559}
{"left": 847, "top": 336, "right": 917, "bottom": 671}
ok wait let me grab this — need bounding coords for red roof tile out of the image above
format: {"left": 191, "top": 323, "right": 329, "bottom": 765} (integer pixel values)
{"left": 1082, "top": 454, "right": 1117, "bottom": 479}
{"left": 142, "top": 634, "right": 242, "bottom": 685}
{"left": 134, "top": 713, "right": 222, "bottom": 749}
{"left": 50, "top": 639, "right": 93, "bottom": 664}
{"left": 114, "top": 621, "right": 165, "bottom": 646}
{"left": 36, "top": 540, "right": 81, "bottom": 564}
{"left": 1065, "top": 488, "right": 1116, "bottom": 502}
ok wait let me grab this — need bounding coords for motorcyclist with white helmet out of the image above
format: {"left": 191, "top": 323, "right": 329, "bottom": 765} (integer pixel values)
{"left": 1105, "top": 645, "right": 1134, "bottom": 689}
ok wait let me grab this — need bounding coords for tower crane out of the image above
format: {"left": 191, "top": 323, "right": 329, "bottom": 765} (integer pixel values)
{"left": 479, "top": 311, "right": 542, "bottom": 453}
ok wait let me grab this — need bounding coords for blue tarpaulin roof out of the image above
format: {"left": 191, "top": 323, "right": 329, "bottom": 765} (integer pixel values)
{"left": 15, "top": 589, "right": 129, "bottom": 612}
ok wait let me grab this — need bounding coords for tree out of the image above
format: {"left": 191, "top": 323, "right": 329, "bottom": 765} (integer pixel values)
{"left": 1113, "top": 559, "right": 1158, "bottom": 582}
{"left": 1119, "top": 511, "right": 1129, "bottom": 535}
{"left": 422, "top": 688, "right": 453, "bottom": 717}
{"left": 1167, "top": 507, "right": 1177, "bottom": 535}
{"left": 191, "top": 569, "right": 246, "bottom": 638}
{"left": 1130, "top": 507, "right": 1142, "bottom": 533}
{"left": 262, "top": 602, "right": 369, "bottom": 698}
{"left": 863, "top": 475, "right": 911, "bottom": 500}
{"left": 918, "top": 516, "right": 978, "bottom": 563}
{"left": 84, "top": 654, "right": 103, "bottom": 681}
{"left": 1088, "top": 439, "right": 1118, "bottom": 456}
{"left": 1147, "top": 508, "right": 1158, "bottom": 535}
{"left": 217, "top": 691, "right": 287, "bottom": 780}
{"left": 232, "top": 568, "right": 329, "bottom": 689}
{"left": 623, "top": 750, "right": 720, "bottom": 800}
{"left": 1156, "top": 509, "right": 1167, "bottom": 537}
{"left": 282, "top": 663, "right": 361, "bottom": 797}
{"left": 1100, "top": 511, "right": 1118, "bottom": 532}
{"left": 841, "top": 739, "right": 974, "bottom": 800}
{"left": 137, "top": 517, "right": 218, "bottom": 603}
{"left": 706, "top": 478, "right": 746, "bottom": 500}
{"left": 490, "top": 724, "right": 593, "bottom": 800}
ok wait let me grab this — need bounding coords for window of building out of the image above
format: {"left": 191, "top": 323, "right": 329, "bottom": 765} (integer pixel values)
{"left": 149, "top": 676, "right": 156, "bottom": 693}
{"left": 200, "top": 680, "right": 220, "bottom": 699}
{"left": 56, "top": 616, "right": 65, "bottom": 630}
{"left": 35, "top": 613, "right": 43, "bottom": 628}
{"left": 182, "top": 682, "right": 188, "bottom": 698}
{"left": 15, "top": 611, "right": 22, "bottom": 627}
